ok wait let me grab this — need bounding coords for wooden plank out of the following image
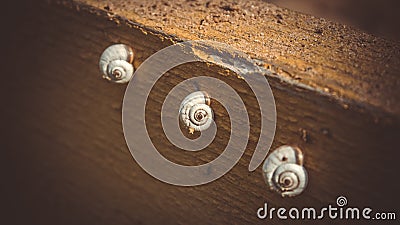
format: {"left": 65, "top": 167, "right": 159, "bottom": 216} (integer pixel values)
{"left": 3, "top": 1, "right": 400, "bottom": 225}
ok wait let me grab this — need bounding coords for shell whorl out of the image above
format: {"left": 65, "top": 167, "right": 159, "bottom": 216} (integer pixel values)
{"left": 99, "top": 44, "right": 134, "bottom": 83}
{"left": 272, "top": 163, "right": 308, "bottom": 197}
{"left": 179, "top": 91, "right": 213, "bottom": 133}
{"left": 262, "top": 146, "right": 308, "bottom": 197}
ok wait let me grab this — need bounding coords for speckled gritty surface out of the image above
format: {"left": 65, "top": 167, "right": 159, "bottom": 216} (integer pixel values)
{"left": 71, "top": 0, "right": 400, "bottom": 116}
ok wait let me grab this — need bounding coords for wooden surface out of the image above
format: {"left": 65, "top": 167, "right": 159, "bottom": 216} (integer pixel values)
{"left": 2, "top": 0, "right": 400, "bottom": 225}
{"left": 268, "top": 0, "right": 400, "bottom": 41}
{"left": 76, "top": 0, "right": 400, "bottom": 116}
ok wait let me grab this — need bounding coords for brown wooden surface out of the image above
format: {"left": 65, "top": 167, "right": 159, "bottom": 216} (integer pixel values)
{"left": 76, "top": 0, "right": 400, "bottom": 116}
{"left": 2, "top": 1, "right": 400, "bottom": 225}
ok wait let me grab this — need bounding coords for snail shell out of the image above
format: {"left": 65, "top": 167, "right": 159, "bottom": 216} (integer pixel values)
{"left": 179, "top": 91, "right": 213, "bottom": 133}
{"left": 262, "top": 145, "right": 308, "bottom": 197}
{"left": 99, "top": 44, "right": 134, "bottom": 83}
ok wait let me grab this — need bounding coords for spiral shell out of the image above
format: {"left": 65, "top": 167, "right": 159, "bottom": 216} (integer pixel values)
{"left": 262, "top": 145, "right": 308, "bottom": 197}
{"left": 179, "top": 91, "right": 213, "bottom": 133}
{"left": 99, "top": 44, "right": 134, "bottom": 83}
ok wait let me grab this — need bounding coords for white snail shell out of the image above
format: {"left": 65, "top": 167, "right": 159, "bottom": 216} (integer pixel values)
{"left": 262, "top": 145, "right": 308, "bottom": 197}
{"left": 99, "top": 44, "right": 134, "bottom": 83}
{"left": 179, "top": 91, "right": 213, "bottom": 133}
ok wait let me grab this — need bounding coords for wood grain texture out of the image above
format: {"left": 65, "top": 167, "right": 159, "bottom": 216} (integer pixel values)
{"left": 74, "top": 0, "right": 400, "bottom": 116}
{"left": 2, "top": 1, "right": 400, "bottom": 225}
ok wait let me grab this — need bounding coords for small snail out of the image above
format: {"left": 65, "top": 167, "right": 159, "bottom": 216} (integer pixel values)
{"left": 262, "top": 145, "right": 308, "bottom": 197}
{"left": 179, "top": 91, "right": 214, "bottom": 134}
{"left": 99, "top": 44, "right": 135, "bottom": 83}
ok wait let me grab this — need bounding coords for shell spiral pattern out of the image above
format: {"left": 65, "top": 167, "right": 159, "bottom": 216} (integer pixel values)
{"left": 122, "top": 40, "right": 276, "bottom": 186}
{"left": 99, "top": 44, "right": 134, "bottom": 83}
{"left": 262, "top": 146, "right": 308, "bottom": 197}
